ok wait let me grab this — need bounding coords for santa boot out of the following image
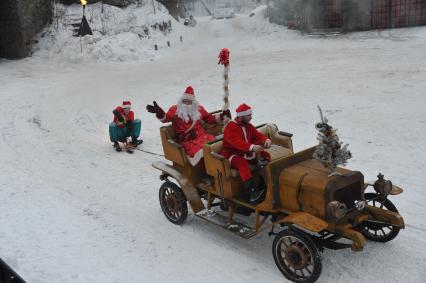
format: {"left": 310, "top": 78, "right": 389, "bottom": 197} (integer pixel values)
{"left": 131, "top": 137, "right": 143, "bottom": 146}
{"left": 113, "top": 141, "right": 122, "bottom": 152}
{"left": 244, "top": 179, "right": 265, "bottom": 204}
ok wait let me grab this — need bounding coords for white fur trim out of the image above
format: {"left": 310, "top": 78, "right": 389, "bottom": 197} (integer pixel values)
{"left": 241, "top": 126, "right": 248, "bottom": 142}
{"left": 236, "top": 109, "right": 252, "bottom": 117}
{"left": 228, "top": 154, "right": 236, "bottom": 164}
{"left": 122, "top": 105, "right": 131, "bottom": 109}
{"left": 181, "top": 93, "right": 195, "bottom": 101}
{"left": 159, "top": 113, "right": 167, "bottom": 122}
{"left": 244, "top": 152, "right": 256, "bottom": 160}
{"left": 249, "top": 144, "right": 255, "bottom": 151}
{"left": 187, "top": 149, "right": 204, "bottom": 166}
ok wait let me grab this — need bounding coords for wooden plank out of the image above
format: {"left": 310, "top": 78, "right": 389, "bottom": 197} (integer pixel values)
{"left": 195, "top": 209, "right": 257, "bottom": 239}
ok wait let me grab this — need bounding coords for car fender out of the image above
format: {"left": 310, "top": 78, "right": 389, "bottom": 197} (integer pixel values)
{"left": 152, "top": 161, "right": 205, "bottom": 213}
{"left": 277, "top": 211, "right": 328, "bottom": 233}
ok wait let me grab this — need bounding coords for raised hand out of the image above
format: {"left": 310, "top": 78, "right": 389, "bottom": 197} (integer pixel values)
{"left": 220, "top": 109, "right": 231, "bottom": 121}
{"left": 146, "top": 101, "right": 165, "bottom": 119}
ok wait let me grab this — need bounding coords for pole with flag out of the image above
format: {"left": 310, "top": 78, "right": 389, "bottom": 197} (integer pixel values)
{"left": 217, "top": 48, "right": 231, "bottom": 124}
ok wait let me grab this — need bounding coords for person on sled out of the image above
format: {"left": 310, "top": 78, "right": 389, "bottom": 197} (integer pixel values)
{"left": 220, "top": 103, "right": 271, "bottom": 203}
{"left": 146, "top": 86, "right": 230, "bottom": 165}
{"left": 109, "top": 101, "right": 143, "bottom": 152}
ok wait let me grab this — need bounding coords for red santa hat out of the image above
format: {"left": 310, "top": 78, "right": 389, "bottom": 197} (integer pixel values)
{"left": 181, "top": 86, "right": 195, "bottom": 101}
{"left": 122, "top": 101, "right": 131, "bottom": 109}
{"left": 235, "top": 103, "right": 253, "bottom": 117}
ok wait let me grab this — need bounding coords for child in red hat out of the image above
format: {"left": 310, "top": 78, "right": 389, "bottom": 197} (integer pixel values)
{"left": 109, "top": 101, "right": 142, "bottom": 151}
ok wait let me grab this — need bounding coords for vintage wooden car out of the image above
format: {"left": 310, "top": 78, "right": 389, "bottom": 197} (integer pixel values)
{"left": 152, "top": 117, "right": 405, "bottom": 283}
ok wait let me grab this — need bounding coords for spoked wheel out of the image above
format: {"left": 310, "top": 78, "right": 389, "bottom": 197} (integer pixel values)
{"left": 159, "top": 181, "right": 188, "bottom": 225}
{"left": 272, "top": 228, "right": 322, "bottom": 283}
{"left": 361, "top": 193, "right": 400, "bottom": 242}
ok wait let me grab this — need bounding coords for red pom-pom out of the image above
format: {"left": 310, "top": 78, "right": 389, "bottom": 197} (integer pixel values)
{"left": 217, "top": 48, "right": 230, "bottom": 66}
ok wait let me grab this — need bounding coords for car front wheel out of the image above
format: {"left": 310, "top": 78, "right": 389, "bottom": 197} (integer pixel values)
{"left": 361, "top": 193, "right": 401, "bottom": 242}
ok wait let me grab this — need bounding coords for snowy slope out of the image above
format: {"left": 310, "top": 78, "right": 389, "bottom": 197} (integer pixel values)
{"left": 34, "top": 2, "right": 183, "bottom": 62}
{"left": 0, "top": 3, "right": 426, "bottom": 283}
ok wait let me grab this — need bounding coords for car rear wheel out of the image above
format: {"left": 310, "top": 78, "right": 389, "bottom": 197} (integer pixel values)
{"left": 159, "top": 181, "right": 188, "bottom": 225}
{"left": 361, "top": 193, "right": 400, "bottom": 242}
{"left": 272, "top": 228, "right": 322, "bottom": 283}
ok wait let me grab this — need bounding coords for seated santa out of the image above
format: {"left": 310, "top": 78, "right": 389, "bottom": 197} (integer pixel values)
{"left": 147, "top": 86, "right": 230, "bottom": 165}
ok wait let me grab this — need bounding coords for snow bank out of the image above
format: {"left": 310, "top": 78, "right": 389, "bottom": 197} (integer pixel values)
{"left": 33, "top": 2, "right": 183, "bottom": 62}
{"left": 240, "top": 5, "right": 284, "bottom": 35}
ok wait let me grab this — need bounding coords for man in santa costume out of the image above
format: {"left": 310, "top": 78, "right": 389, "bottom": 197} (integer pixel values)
{"left": 220, "top": 103, "right": 272, "bottom": 203}
{"left": 146, "top": 86, "right": 230, "bottom": 166}
{"left": 109, "top": 101, "right": 143, "bottom": 152}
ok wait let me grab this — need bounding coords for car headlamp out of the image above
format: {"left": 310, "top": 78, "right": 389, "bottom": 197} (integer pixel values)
{"left": 327, "top": 201, "right": 347, "bottom": 219}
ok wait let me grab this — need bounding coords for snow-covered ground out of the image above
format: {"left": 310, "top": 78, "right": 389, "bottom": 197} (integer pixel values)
{"left": 0, "top": 3, "right": 425, "bottom": 282}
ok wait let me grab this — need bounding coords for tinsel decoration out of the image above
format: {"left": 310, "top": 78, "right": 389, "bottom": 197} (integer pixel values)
{"left": 313, "top": 105, "right": 352, "bottom": 176}
{"left": 217, "top": 48, "right": 231, "bottom": 123}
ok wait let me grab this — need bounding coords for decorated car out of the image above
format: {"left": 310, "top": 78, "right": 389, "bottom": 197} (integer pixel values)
{"left": 152, "top": 117, "right": 405, "bottom": 283}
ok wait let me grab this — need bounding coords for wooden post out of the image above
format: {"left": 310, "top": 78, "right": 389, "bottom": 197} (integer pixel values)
{"left": 227, "top": 205, "right": 235, "bottom": 224}
{"left": 154, "top": 44, "right": 158, "bottom": 50}
{"left": 167, "top": 41, "right": 170, "bottom": 47}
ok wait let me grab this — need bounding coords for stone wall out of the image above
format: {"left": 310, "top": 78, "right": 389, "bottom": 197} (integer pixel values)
{"left": 267, "top": 0, "right": 326, "bottom": 31}
{"left": 343, "top": 0, "right": 372, "bottom": 31}
{"left": 0, "top": 0, "right": 52, "bottom": 58}
{"left": 267, "top": 0, "right": 374, "bottom": 32}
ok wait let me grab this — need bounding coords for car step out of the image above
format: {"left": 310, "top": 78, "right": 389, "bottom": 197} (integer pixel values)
{"left": 195, "top": 209, "right": 256, "bottom": 239}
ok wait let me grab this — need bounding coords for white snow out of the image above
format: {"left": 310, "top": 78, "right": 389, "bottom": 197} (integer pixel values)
{"left": 0, "top": 2, "right": 426, "bottom": 283}
{"left": 34, "top": 2, "right": 182, "bottom": 62}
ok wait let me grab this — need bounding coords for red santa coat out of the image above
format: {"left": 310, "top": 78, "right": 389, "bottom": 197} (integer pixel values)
{"left": 221, "top": 120, "right": 269, "bottom": 163}
{"left": 113, "top": 106, "right": 134, "bottom": 128}
{"left": 160, "top": 105, "right": 217, "bottom": 160}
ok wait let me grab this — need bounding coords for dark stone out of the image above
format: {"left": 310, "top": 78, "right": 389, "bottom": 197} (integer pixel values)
{"left": 267, "top": 0, "right": 326, "bottom": 31}
{"left": 0, "top": 0, "right": 52, "bottom": 58}
{"left": 342, "top": 0, "right": 372, "bottom": 31}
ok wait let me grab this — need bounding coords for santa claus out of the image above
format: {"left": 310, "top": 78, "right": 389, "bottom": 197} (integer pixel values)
{"left": 220, "top": 103, "right": 271, "bottom": 203}
{"left": 147, "top": 86, "right": 230, "bottom": 165}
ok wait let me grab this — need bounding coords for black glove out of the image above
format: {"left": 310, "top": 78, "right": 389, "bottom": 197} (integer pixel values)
{"left": 185, "top": 129, "right": 197, "bottom": 140}
{"left": 146, "top": 101, "right": 165, "bottom": 119}
{"left": 113, "top": 110, "right": 125, "bottom": 123}
{"left": 220, "top": 109, "right": 231, "bottom": 121}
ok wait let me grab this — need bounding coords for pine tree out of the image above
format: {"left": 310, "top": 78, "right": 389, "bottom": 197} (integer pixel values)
{"left": 313, "top": 106, "right": 352, "bottom": 176}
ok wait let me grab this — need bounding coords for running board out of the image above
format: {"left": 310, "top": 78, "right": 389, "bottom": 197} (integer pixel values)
{"left": 195, "top": 209, "right": 256, "bottom": 239}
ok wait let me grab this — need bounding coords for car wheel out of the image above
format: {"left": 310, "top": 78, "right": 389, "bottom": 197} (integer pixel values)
{"left": 272, "top": 228, "right": 322, "bottom": 283}
{"left": 361, "top": 193, "right": 401, "bottom": 242}
{"left": 159, "top": 181, "right": 188, "bottom": 225}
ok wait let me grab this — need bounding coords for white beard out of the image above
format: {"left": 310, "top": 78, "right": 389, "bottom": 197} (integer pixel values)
{"left": 176, "top": 99, "right": 201, "bottom": 123}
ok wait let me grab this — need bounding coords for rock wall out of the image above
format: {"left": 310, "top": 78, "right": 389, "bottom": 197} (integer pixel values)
{"left": 342, "top": 0, "right": 372, "bottom": 31}
{"left": 266, "top": 0, "right": 326, "bottom": 31}
{"left": 0, "top": 0, "right": 52, "bottom": 58}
